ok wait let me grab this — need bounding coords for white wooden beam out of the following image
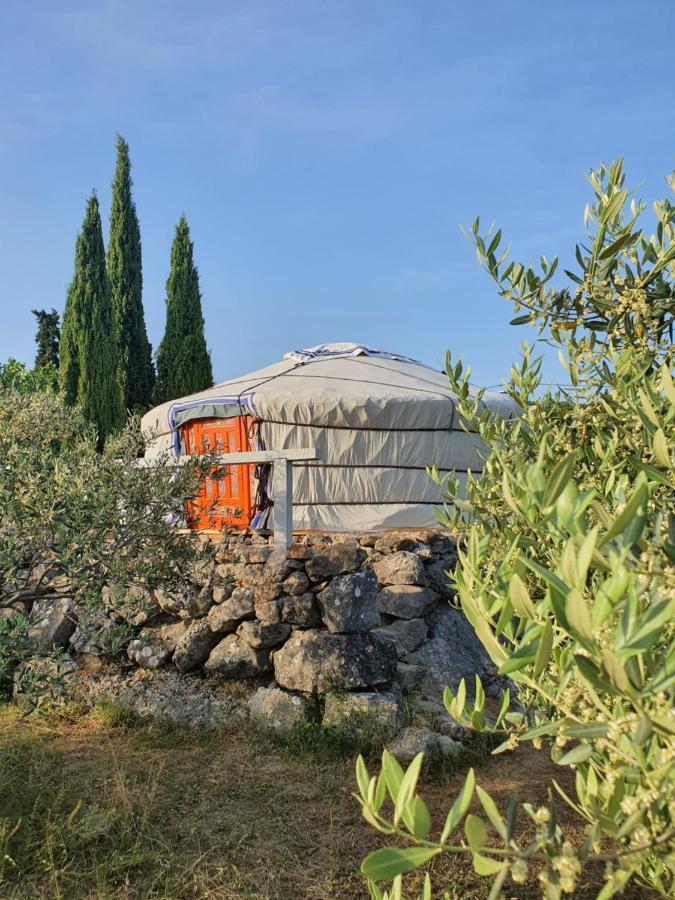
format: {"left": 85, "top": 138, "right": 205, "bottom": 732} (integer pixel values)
{"left": 170, "top": 448, "right": 320, "bottom": 466}
{"left": 138, "top": 447, "right": 320, "bottom": 549}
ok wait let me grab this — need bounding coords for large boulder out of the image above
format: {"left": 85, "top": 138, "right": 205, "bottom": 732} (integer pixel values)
{"left": 317, "top": 571, "right": 379, "bottom": 633}
{"left": 279, "top": 592, "right": 320, "bottom": 626}
{"left": 104, "top": 669, "right": 246, "bottom": 729}
{"left": 305, "top": 545, "right": 362, "bottom": 582}
{"left": 407, "top": 606, "right": 494, "bottom": 701}
{"left": 323, "top": 691, "right": 400, "bottom": 739}
{"left": 27, "top": 597, "right": 76, "bottom": 649}
{"left": 248, "top": 685, "right": 314, "bottom": 734}
{"left": 374, "top": 617, "right": 428, "bottom": 657}
{"left": 205, "top": 635, "right": 271, "bottom": 678}
{"left": 236, "top": 620, "right": 291, "bottom": 649}
{"left": 378, "top": 585, "right": 438, "bottom": 619}
{"left": 207, "top": 587, "right": 255, "bottom": 633}
{"left": 274, "top": 630, "right": 397, "bottom": 694}
{"left": 173, "top": 621, "right": 219, "bottom": 673}
{"left": 373, "top": 552, "right": 426, "bottom": 586}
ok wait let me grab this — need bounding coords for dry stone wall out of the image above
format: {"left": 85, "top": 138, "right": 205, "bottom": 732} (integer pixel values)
{"left": 18, "top": 529, "right": 510, "bottom": 747}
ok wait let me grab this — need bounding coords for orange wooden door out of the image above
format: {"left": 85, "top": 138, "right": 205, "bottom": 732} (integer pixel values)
{"left": 182, "top": 417, "right": 253, "bottom": 530}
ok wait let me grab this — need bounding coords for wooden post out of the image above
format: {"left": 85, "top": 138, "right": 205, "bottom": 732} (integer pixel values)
{"left": 271, "top": 457, "right": 294, "bottom": 548}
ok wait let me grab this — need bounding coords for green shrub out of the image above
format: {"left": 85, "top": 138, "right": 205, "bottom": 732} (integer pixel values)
{"left": 0, "top": 386, "right": 209, "bottom": 708}
{"left": 356, "top": 161, "right": 674, "bottom": 899}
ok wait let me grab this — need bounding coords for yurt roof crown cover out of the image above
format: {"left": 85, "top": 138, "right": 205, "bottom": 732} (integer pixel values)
{"left": 141, "top": 343, "right": 517, "bottom": 531}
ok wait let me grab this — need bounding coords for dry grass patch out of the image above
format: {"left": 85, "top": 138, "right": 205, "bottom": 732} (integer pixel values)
{"left": 0, "top": 705, "right": 656, "bottom": 899}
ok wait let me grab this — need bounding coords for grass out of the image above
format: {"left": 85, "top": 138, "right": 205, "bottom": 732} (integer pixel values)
{"left": 0, "top": 704, "right": 657, "bottom": 899}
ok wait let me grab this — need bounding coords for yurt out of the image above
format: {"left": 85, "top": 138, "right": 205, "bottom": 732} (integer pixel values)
{"left": 141, "top": 343, "right": 517, "bottom": 532}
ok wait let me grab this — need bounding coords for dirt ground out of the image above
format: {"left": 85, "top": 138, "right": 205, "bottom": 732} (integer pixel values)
{"left": 0, "top": 705, "right": 656, "bottom": 899}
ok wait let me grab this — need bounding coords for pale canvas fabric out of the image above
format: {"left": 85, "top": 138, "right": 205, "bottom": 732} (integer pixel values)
{"left": 141, "top": 344, "right": 518, "bottom": 531}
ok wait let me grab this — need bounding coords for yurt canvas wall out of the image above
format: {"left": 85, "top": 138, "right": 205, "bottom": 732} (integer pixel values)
{"left": 141, "top": 344, "right": 518, "bottom": 531}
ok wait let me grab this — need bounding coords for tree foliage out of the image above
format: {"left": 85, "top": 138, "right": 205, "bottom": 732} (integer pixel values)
{"left": 31, "top": 308, "right": 60, "bottom": 370}
{"left": 0, "top": 359, "right": 58, "bottom": 395}
{"left": 60, "top": 192, "right": 124, "bottom": 446}
{"left": 0, "top": 385, "right": 208, "bottom": 707}
{"left": 107, "top": 135, "right": 155, "bottom": 412}
{"left": 154, "top": 215, "right": 213, "bottom": 404}
{"left": 356, "top": 161, "right": 675, "bottom": 899}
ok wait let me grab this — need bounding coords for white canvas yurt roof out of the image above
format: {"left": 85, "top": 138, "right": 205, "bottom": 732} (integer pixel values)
{"left": 141, "top": 343, "right": 517, "bottom": 532}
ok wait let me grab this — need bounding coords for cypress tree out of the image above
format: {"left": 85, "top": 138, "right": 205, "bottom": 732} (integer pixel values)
{"left": 32, "top": 308, "right": 60, "bottom": 368}
{"left": 60, "top": 192, "right": 124, "bottom": 445}
{"left": 107, "top": 135, "right": 155, "bottom": 411}
{"left": 155, "top": 216, "right": 213, "bottom": 403}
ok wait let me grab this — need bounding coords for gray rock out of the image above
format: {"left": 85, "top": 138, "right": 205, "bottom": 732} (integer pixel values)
{"left": 407, "top": 607, "right": 493, "bottom": 702}
{"left": 323, "top": 691, "right": 400, "bottom": 739}
{"left": 205, "top": 635, "right": 271, "bottom": 678}
{"left": 396, "top": 662, "right": 426, "bottom": 692}
{"left": 412, "top": 699, "right": 467, "bottom": 740}
{"left": 248, "top": 545, "right": 272, "bottom": 564}
{"left": 437, "top": 735, "right": 463, "bottom": 759}
{"left": 374, "top": 617, "right": 428, "bottom": 657}
{"left": 263, "top": 549, "right": 295, "bottom": 583}
{"left": 254, "top": 582, "right": 282, "bottom": 603}
{"left": 69, "top": 607, "right": 119, "bottom": 655}
{"left": 273, "top": 629, "right": 397, "bottom": 694}
{"left": 241, "top": 563, "right": 266, "bottom": 586}
{"left": 378, "top": 585, "right": 438, "bottom": 619}
{"left": 102, "top": 669, "right": 246, "bottom": 728}
{"left": 282, "top": 570, "right": 310, "bottom": 596}
{"left": 373, "top": 552, "right": 426, "bottom": 586}
{"left": 154, "top": 584, "right": 206, "bottom": 619}
{"left": 374, "top": 533, "right": 423, "bottom": 554}
{"left": 386, "top": 726, "right": 439, "bottom": 766}
{"left": 287, "top": 542, "right": 312, "bottom": 560}
{"left": 317, "top": 571, "right": 379, "bottom": 633}
{"left": 423, "top": 559, "right": 455, "bottom": 598}
{"left": 428, "top": 534, "right": 456, "bottom": 555}
{"left": 27, "top": 597, "right": 76, "bottom": 649}
{"left": 305, "top": 545, "right": 362, "bottom": 581}
{"left": 207, "top": 588, "right": 255, "bottom": 633}
{"left": 140, "top": 620, "right": 190, "bottom": 651}
{"left": 173, "top": 621, "right": 219, "bottom": 673}
{"left": 248, "top": 685, "right": 314, "bottom": 733}
{"left": 212, "top": 583, "right": 234, "bottom": 604}
{"left": 254, "top": 598, "right": 281, "bottom": 624}
{"left": 127, "top": 639, "right": 171, "bottom": 670}
{"left": 189, "top": 556, "right": 216, "bottom": 587}
{"left": 279, "top": 592, "right": 320, "bottom": 626}
{"left": 236, "top": 620, "right": 291, "bottom": 649}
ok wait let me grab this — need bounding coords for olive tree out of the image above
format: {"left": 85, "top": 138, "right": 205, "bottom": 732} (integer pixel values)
{"left": 356, "top": 161, "right": 674, "bottom": 899}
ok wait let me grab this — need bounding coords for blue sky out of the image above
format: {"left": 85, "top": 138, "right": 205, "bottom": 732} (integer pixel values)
{"left": 1, "top": 0, "right": 673, "bottom": 388}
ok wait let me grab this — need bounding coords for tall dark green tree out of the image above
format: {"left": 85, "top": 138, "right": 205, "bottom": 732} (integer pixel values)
{"left": 155, "top": 215, "right": 213, "bottom": 402}
{"left": 107, "top": 135, "right": 154, "bottom": 411}
{"left": 31, "top": 308, "right": 60, "bottom": 369}
{"left": 60, "top": 192, "right": 124, "bottom": 445}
